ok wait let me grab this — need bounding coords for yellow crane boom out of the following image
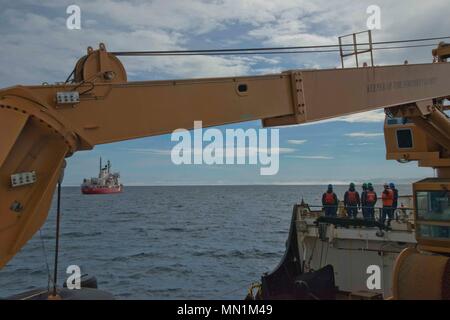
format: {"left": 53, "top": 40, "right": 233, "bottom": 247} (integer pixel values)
{"left": 1, "top": 42, "right": 450, "bottom": 275}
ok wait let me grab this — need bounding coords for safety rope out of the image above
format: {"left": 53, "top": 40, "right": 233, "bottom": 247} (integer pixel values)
{"left": 111, "top": 35, "right": 450, "bottom": 56}
{"left": 306, "top": 238, "right": 318, "bottom": 271}
{"left": 112, "top": 44, "right": 437, "bottom": 56}
{"left": 51, "top": 181, "right": 62, "bottom": 297}
{"left": 38, "top": 229, "right": 54, "bottom": 291}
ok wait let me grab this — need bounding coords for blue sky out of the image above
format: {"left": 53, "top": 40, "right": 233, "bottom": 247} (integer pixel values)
{"left": 2, "top": 0, "right": 447, "bottom": 185}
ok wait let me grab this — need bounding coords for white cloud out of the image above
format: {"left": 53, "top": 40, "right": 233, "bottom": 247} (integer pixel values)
{"left": 289, "top": 155, "right": 334, "bottom": 160}
{"left": 0, "top": 1, "right": 290, "bottom": 85}
{"left": 273, "top": 110, "right": 385, "bottom": 129}
{"left": 303, "top": 110, "right": 385, "bottom": 126}
{"left": 287, "top": 139, "right": 307, "bottom": 145}
{"left": 126, "top": 146, "right": 296, "bottom": 158}
{"left": 345, "top": 132, "right": 384, "bottom": 138}
{"left": 126, "top": 148, "right": 171, "bottom": 155}
{"left": 2, "top": 0, "right": 449, "bottom": 88}
{"left": 348, "top": 142, "right": 374, "bottom": 146}
{"left": 336, "top": 111, "right": 386, "bottom": 123}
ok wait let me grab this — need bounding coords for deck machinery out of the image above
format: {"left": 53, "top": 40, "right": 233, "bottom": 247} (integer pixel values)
{"left": 1, "top": 40, "right": 450, "bottom": 299}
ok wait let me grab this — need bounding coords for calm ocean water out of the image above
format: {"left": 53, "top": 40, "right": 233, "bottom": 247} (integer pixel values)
{"left": 0, "top": 185, "right": 411, "bottom": 299}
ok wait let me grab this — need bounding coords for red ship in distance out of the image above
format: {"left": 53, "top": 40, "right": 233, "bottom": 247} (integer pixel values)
{"left": 81, "top": 158, "right": 123, "bottom": 194}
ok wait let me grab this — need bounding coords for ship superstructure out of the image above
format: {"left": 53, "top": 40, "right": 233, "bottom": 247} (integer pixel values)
{"left": 258, "top": 196, "right": 416, "bottom": 299}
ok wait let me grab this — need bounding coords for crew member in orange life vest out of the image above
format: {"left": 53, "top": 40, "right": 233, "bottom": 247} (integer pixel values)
{"left": 364, "top": 183, "right": 377, "bottom": 220}
{"left": 344, "top": 182, "right": 360, "bottom": 218}
{"left": 389, "top": 182, "right": 399, "bottom": 214}
{"left": 361, "top": 183, "right": 368, "bottom": 218}
{"left": 322, "top": 184, "right": 338, "bottom": 217}
{"left": 381, "top": 183, "right": 394, "bottom": 226}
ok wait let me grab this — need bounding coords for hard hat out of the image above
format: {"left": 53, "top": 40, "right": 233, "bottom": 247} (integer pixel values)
{"left": 362, "top": 183, "right": 368, "bottom": 188}
{"left": 368, "top": 182, "right": 373, "bottom": 187}
{"left": 389, "top": 182, "right": 395, "bottom": 188}
{"left": 350, "top": 182, "right": 355, "bottom": 188}
{"left": 328, "top": 184, "right": 333, "bottom": 189}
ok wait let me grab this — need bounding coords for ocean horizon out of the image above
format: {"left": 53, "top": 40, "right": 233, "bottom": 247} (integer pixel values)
{"left": 0, "top": 184, "right": 412, "bottom": 299}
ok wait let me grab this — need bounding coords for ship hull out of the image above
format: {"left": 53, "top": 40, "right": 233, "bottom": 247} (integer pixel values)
{"left": 260, "top": 202, "right": 416, "bottom": 299}
{"left": 81, "top": 185, "right": 123, "bottom": 194}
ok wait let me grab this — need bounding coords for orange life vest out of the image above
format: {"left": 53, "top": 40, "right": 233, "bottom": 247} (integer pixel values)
{"left": 366, "top": 191, "right": 376, "bottom": 204}
{"left": 347, "top": 191, "right": 358, "bottom": 205}
{"left": 324, "top": 192, "right": 335, "bottom": 205}
{"left": 382, "top": 189, "right": 394, "bottom": 206}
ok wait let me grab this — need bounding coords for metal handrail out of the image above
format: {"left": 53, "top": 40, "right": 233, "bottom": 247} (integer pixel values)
{"left": 338, "top": 30, "right": 374, "bottom": 68}
{"left": 314, "top": 204, "right": 414, "bottom": 210}
{"left": 299, "top": 204, "right": 415, "bottom": 223}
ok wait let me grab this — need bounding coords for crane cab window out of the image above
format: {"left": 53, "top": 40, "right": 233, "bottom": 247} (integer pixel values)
{"left": 416, "top": 191, "right": 450, "bottom": 239}
{"left": 396, "top": 129, "right": 413, "bottom": 149}
{"left": 418, "top": 225, "right": 450, "bottom": 239}
{"left": 416, "top": 191, "right": 450, "bottom": 221}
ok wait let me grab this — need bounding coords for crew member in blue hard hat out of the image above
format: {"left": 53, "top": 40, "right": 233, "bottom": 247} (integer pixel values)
{"left": 344, "top": 182, "right": 360, "bottom": 218}
{"left": 322, "top": 184, "right": 339, "bottom": 217}
{"left": 389, "top": 182, "right": 399, "bottom": 220}
{"left": 361, "top": 183, "right": 368, "bottom": 219}
{"left": 365, "top": 183, "right": 377, "bottom": 220}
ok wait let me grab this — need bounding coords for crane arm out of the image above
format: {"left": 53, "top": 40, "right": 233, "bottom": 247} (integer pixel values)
{"left": 5, "top": 59, "right": 450, "bottom": 147}
{"left": 1, "top": 44, "right": 450, "bottom": 268}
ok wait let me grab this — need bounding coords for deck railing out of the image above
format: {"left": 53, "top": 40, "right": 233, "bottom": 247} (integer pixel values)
{"left": 300, "top": 204, "right": 415, "bottom": 225}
